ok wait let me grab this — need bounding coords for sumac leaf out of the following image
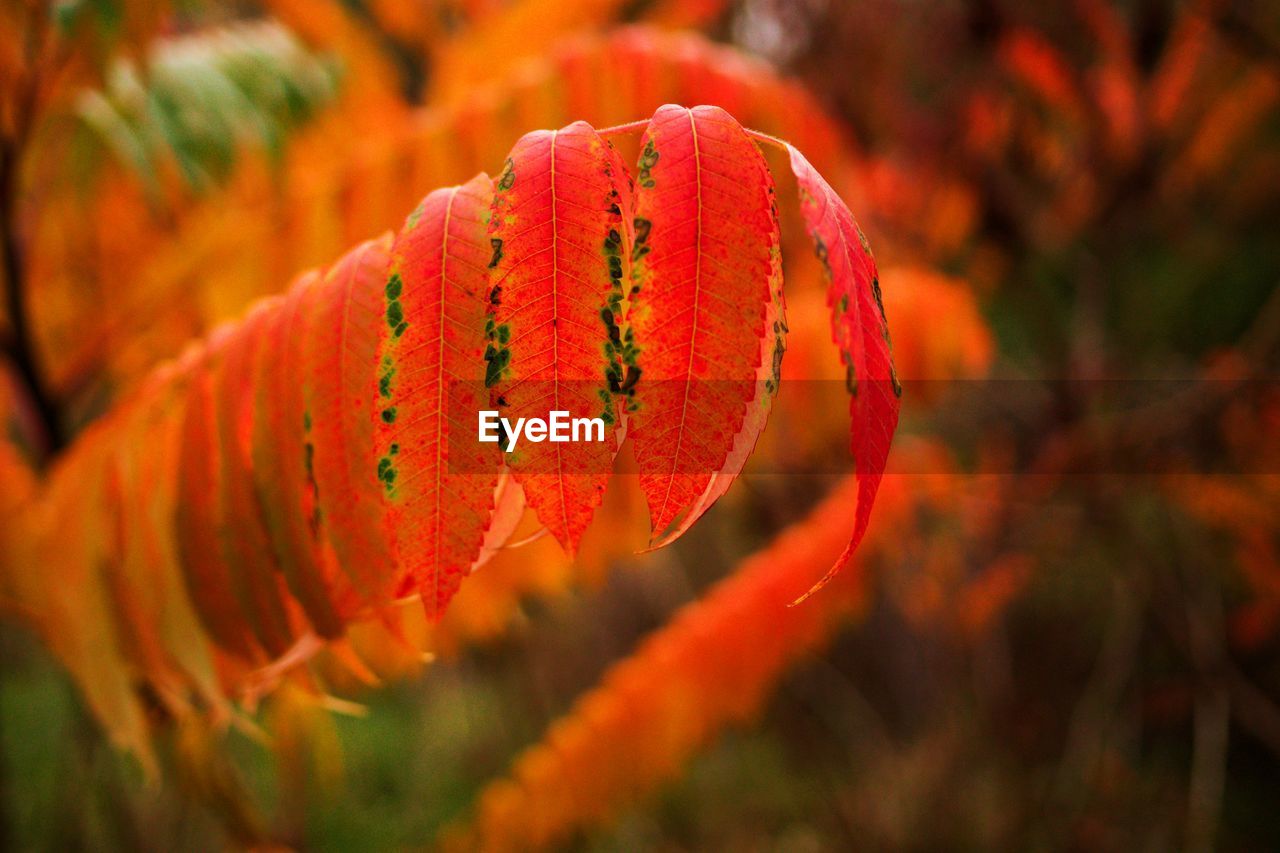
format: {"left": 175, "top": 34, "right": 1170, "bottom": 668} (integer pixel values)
{"left": 628, "top": 104, "right": 780, "bottom": 543}
{"left": 786, "top": 145, "right": 901, "bottom": 602}
{"left": 375, "top": 175, "right": 504, "bottom": 618}
{"left": 301, "top": 235, "right": 399, "bottom": 606}
{"left": 251, "top": 271, "right": 352, "bottom": 637}
{"left": 176, "top": 333, "right": 261, "bottom": 660}
{"left": 485, "top": 121, "right": 631, "bottom": 555}
{"left": 211, "top": 302, "right": 296, "bottom": 657}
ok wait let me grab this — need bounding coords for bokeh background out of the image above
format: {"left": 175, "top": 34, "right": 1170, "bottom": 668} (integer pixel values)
{"left": 1, "top": 0, "right": 1279, "bottom": 849}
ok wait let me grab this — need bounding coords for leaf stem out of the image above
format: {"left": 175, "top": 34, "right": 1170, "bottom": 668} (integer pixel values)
{"left": 595, "top": 119, "right": 649, "bottom": 138}
{"left": 596, "top": 119, "right": 791, "bottom": 153}
{"left": 743, "top": 127, "right": 791, "bottom": 153}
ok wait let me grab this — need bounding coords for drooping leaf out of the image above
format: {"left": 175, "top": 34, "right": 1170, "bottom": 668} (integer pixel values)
{"left": 251, "top": 272, "right": 352, "bottom": 639}
{"left": 38, "top": 427, "right": 155, "bottom": 772}
{"left": 301, "top": 235, "right": 399, "bottom": 606}
{"left": 375, "top": 175, "right": 504, "bottom": 618}
{"left": 485, "top": 121, "right": 631, "bottom": 554}
{"left": 627, "top": 104, "right": 780, "bottom": 543}
{"left": 786, "top": 145, "right": 901, "bottom": 602}
{"left": 645, "top": 207, "right": 786, "bottom": 552}
{"left": 212, "top": 301, "right": 300, "bottom": 657}
{"left": 176, "top": 333, "right": 262, "bottom": 661}
{"left": 112, "top": 365, "right": 225, "bottom": 712}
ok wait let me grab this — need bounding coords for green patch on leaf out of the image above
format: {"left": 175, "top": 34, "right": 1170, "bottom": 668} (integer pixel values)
{"left": 385, "top": 273, "right": 403, "bottom": 301}
{"left": 386, "top": 300, "right": 404, "bottom": 330}
{"left": 632, "top": 217, "right": 652, "bottom": 262}
{"left": 377, "top": 456, "right": 398, "bottom": 494}
{"left": 483, "top": 343, "right": 511, "bottom": 388}
{"left": 497, "top": 158, "right": 516, "bottom": 191}
{"left": 813, "top": 234, "right": 832, "bottom": 279}
{"left": 638, "top": 138, "right": 659, "bottom": 189}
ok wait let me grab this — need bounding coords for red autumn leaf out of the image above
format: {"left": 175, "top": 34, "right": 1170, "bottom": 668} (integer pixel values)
{"left": 301, "top": 235, "right": 399, "bottom": 606}
{"left": 785, "top": 145, "right": 901, "bottom": 603}
{"left": 644, "top": 213, "right": 786, "bottom": 553}
{"left": 210, "top": 302, "right": 297, "bottom": 657}
{"left": 628, "top": 104, "right": 781, "bottom": 543}
{"left": 485, "top": 121, "right": 631, "bottom": 555}
{"left": 375, "top": 175, "right": 504, "bottom": 618}
{"left": 175, "top": 333, "right": 261, "bottom": 660}
{"left": 251, "top": 271, "right": 352, "bottom": 638}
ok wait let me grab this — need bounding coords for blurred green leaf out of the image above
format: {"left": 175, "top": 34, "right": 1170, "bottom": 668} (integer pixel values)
{"left": 72, "top": 19, "right": 343, "bottom": 199}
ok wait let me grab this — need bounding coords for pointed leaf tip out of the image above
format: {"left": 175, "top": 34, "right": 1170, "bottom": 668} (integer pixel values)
{"left": 785, "top": 145, "right": 901, "bottom": 601}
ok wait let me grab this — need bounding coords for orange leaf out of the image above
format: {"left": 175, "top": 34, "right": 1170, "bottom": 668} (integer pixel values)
{"left": 485, "top": 122, "right": 630, "bottom": 555}
{"left": 212, "top": 302, "right": 298, "bottom": 657}
{"left": 442, "top": 460, "right": 931, "bottom": 851}
{"left": 176, "top": 336, "right": 260, "bottom": 661}
{"left": 302, "top": 235, "right": 399, "bottom": 605}
{"left": 252, "top": 272, "right": 352, "bottom": 637}
{"left": 112, "top": 368, "right": 224, "bottom": 711}
{"left": 628, "top": 104, "right": 781, "bottom": 543}
{"left": 376, "top": 175, "right": 504, "bottom": 618}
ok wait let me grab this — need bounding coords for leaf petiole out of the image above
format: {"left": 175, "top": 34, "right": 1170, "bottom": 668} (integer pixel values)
{"left": 594, "top": 119, "right": 650, "bottom": 138}
{"left": 743, "top": 127, "right": 791, "bottom": 152}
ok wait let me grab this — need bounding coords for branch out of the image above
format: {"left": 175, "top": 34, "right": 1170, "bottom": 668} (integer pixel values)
{"left": 1, "top": 144, "right": 64, "bottom": 457}
{"left": 0, "top": 8, "right": 64, "bottom": 460}
{"left": 1214, "top": 6, "right": 1280, "bottom": 67}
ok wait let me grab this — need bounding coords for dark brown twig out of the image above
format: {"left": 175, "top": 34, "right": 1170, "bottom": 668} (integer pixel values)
{"left": 1, "top": 5, "right": 63, "bottom": 459}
